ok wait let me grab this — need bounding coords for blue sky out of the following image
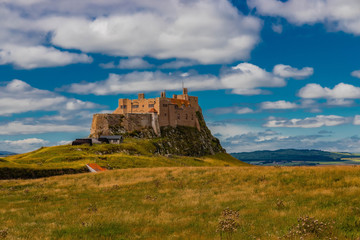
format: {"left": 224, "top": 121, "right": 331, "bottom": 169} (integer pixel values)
{"left": 1, "top": 0, "right": 360, "bottom": 153}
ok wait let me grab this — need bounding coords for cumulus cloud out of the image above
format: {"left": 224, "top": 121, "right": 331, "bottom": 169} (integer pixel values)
{"left": 271, "top": 23, "right": 283, "bottom": 34}
{"left": 273, "top": 64, "right": 314, "bottom": 79}
{"left": 0, "top": 121, "right": 89, "bottom": 135}
{"left": 160, "top": 60, "right": 198, "bottom": 69}
{"left": 214, "top": 124, "right": 360, "bottom": 153}
{"left": 100, "top": 58, "right": 154, "bottom": 69}
{"left": 264, "top": 115, "right": 351, "bottom": 128}
{"left": 1, "top": 138, "right": 49, "bottom": 153}
{"left": 353, "top": 115, "right": 360, "bottom": 125}
{"left": 351, "top": 70, "right": 360, "bottom": 78}
{"left": 0, "top": 0, "right": 263, "bottom": 67}
{"left": 48, "top": 1, "right": 261, "bottom": 64}
{"left": 0, "top": 79, "right": 100, "bottom": 116}
{"left": 65, "top": 71, "right": 219, "bottom": 95}
{"left": 248, "top": 0, "right": 360, "bottom": 35}
{"left": 326, "top": 98, "right": 354, "bottom": 106}
{"left": 261, "top": 100, "right": 298, "bottom": 110}
{"left": 57, "top": 140, "right": 72, "bottom": 145}
{"left": 298, "top": 83, "right": 360, "bottom": 99}
{"left": 221, "top": 63, "right": 286, "bottom": 94}
{"left": 0, "top": 45, "right": 92, "bottom": 69}
{"left": 208, "top": 107, "right": 254, "bottom": 115}
{"left": 65, "top": 63, "right": 307, "bottom": 96}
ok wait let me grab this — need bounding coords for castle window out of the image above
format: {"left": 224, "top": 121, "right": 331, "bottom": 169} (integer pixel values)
{"left": 191, "top": 114, "right": 194, "bottom": 120}
{"left": 185, "top": 114, "right": 188, "bottom": 120}
{"left": 120, "top": 105, "right": 127, "bottom": 109}
{"left": 177, "top": 113, "right": 180, "bottom": 120}
{"left": 175, "top": 105, "right": 179, "bottom": 109}
{"left": 163, "top": 104, "right": 168, "bottom": 107}
{"left": 142, "top": 105, "right": 144, "bottom": 107}
{"left": 164, "top": 113, "right": 167, "bottom": 117}
{"left": 148, "top": 104, "right": 154, "bottom": 108}
{"left": 132, "top": 105, "right": 139, "bottom": 108}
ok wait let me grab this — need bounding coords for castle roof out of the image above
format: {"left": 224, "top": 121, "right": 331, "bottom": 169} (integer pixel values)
{"left": 170, "top": 99, "right": 190, "bottom": 107}
{"left": 148, "top": 108, "right": 158, "bottom": 113}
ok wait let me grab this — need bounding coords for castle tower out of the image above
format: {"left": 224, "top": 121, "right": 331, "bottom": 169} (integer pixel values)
{"left": 138, "top": 93, "right": 145, "bottom": 100}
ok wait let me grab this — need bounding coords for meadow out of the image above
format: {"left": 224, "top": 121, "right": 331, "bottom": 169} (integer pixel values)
{"left": 0, "top": 140, "right": 247, "bottom": 179}
{"left": 1, "top": 165, "right": 360, "bottom": 239}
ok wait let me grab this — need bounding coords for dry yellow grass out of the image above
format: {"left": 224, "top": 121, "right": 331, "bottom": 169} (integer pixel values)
{"left": 1, "top": 165, "right": 360, "bottom": 239}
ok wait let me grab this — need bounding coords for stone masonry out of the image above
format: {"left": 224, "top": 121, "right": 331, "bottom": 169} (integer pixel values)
{"left": 90, "top": 88, "right": 201, "bottom": 138}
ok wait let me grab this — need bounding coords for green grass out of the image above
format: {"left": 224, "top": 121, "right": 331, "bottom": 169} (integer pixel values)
{"left": 0, "top": 138, "right": 248, "bottom": 179}
{"left": 1, "top": 166, "right": 360, "bottom": 239}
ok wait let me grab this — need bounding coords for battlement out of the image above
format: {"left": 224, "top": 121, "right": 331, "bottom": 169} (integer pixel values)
{"left": 113, "top": 88, "right": 201, "bottom": 129}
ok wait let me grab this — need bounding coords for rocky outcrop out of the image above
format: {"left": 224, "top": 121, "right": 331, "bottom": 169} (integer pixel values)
{"left": 90, "top": 111, "right": 225, "bottom": 157}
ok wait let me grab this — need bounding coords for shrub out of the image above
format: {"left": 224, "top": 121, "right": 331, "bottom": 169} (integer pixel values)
{"left": 216, "top": 208, "right": 240, "bottom": 239}
{"left": 0, "top": 229, "right": 8, "bottom": 239}
{"left": 282, "top": 216, "right": 336, "bottom": 239}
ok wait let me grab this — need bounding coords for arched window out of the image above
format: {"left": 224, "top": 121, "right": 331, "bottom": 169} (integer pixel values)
{"left": 177, "top": 113, "right": 180, "bottom": 120}
{"left": 185, "top": 114, "right": 188, "bottom": 120}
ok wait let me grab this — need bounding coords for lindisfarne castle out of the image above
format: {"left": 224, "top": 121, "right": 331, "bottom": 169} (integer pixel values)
{"left": 90, "top": 88, "right": 202, "bottom": 138}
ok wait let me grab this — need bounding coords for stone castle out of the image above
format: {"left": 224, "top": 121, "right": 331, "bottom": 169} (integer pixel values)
{"left": 90, "top": 88, "right": 202, "bottom": 138}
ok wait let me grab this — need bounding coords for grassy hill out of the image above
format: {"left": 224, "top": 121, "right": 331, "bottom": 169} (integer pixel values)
{"left": 1, "top": 165, "right": 360, "bottom": 239}
{"left": 0, "top": 138, "right": 247, "bottom": 179}
{"left": 231, "top": 149, "right": 360, "bottom": 166}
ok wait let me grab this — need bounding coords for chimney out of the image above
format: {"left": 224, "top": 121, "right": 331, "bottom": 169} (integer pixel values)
{"left": 161, "top": 91, "right": 166, "bottom": 98}
{"left": 138, "top": 93, "right": 145, "bottom": 100}
{"left": 183, "top": 88, "right": 188, "bottom": 95}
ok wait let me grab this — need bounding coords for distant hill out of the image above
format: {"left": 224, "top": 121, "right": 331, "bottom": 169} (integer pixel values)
{"left": 231, "top": 149, "right": 360, "bottom": 166}
{"left": 0, "top": 151, "right": 16, "bottom": 156}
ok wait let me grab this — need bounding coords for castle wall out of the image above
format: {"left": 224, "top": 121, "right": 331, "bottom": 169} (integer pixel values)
{"left": 114, "top": 97, "right": 157, "bottom": 114}
{"left": 90, "top": 113, "right": 155, "bottom": 138}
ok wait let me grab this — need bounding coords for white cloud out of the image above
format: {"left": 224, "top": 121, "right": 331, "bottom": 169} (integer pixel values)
{"left": 65, "top": 62, "right": 308, "bottom": 95}
{"left": 264, "top": 115, "right": 351, "bottom": 128}
{"left": 100, "top": 58, "right": 154, "bottom": 69}
{"left": 118, "top": 58, "right": 154, "bottom": 69}
{"left": 353, "top": 115, "right": 360, "bottom": 125}
{"left": 0, "top": 79, "right": 100, "bottom": 116}
{"left": 351, "top": 70, "right": 360, "bottom": 78}
{"left": 208, "top": 122, "right": 256, "bottom": 141}
{"left": 45, "top": 0, "right": 261, "bottom": 64}
{"left": 65, "top": 72, "right": 219, "bottom": 95}
{"left": 261, "top": 100, "right": 298, "bottom": 110}
{"left": 0, "top": 121, "right": 89, "bottom": 135}
{"left": 4, "top": 138, "right": 48, "bottom": 145}
{"left": 248, "top": 0, "right": 360, "bottom": 35}
{"left": 208, "top": 107, "right": 254, "bottom": 115}
{"left": 273, "top": 64, "right": 314, "bottom": 79}
{"left": 215, "top": 125, "right": 360, "bottom": 153}
{"left": 160, "top": 60, "right": 198, "bottom": 69}
{"left": 271, "top": 23, "right": 283, "bottom": 33}
{"left": 0, "top": 0, "right": 263, "bottom": 67}
{"left": 57, "top": 140, "right": 72, "bottom": 145}
{"left": 1, "top": 138, "right": 49, "bottom": 153}
{"left": 326, "top": 98, "right": 354, "bottom": 106}
{"left": 299, "top": 83, "right": 360, "bottom": 99}
{"left": 0, "top": 45, "right": 92, "bottom": 69}
{"left": 221, "top": 63, "right": 286, "bottom": 95}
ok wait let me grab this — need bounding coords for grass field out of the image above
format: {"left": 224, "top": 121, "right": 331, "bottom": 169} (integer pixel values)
{"left": 0, "top": 139, "right": 247, "bottom": 179}
{"left": 1, "top": 165, "right": 360, "bottom": 239}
